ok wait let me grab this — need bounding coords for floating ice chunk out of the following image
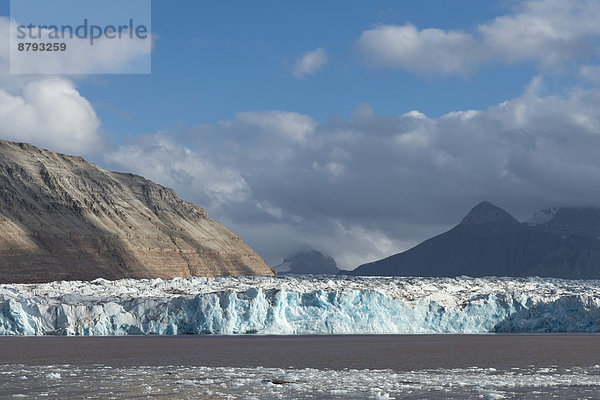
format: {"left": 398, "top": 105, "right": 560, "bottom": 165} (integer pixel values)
{"left": 372, "top": 390, "right": 395, "bottom": 399}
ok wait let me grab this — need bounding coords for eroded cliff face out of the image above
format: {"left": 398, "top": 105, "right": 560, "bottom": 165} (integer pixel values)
{"left": 0, "top": 140, "right": 274, "bottom": 283}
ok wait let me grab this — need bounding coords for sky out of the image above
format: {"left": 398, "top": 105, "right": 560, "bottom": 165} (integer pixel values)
{"left": 2, "top": 0, "right": 600, "bottom": 269}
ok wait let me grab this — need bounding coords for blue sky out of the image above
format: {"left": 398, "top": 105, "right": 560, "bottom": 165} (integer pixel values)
{"left": 2, "top": 0, "right": 600, "bottom": 268}
{"left": 79, "top": 1, "right": 536, "bottom": 138}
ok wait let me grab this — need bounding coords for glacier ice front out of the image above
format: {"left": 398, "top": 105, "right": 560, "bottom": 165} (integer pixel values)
{"left": 1, "top": 275, "right": 600, "bottom": 335}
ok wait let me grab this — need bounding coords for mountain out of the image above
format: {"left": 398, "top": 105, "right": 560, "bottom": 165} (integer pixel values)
{"left": 348, "top": 201, "right": 600, "bottom": 278}
{"left": 275, "top": 250, "right": 340, "bottom": 275}
{"left": 536, "top": 207, "right": 600, "bottom": 237}
{"left": 0, "top": 140, "right": 274, "bottom": 283}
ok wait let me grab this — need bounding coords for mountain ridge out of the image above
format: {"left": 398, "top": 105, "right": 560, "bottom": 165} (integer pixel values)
{"left": 348, "top": 201, "right": 600, "bottom": 278}
{"left": 0, "top": 139, "right": 275, "bottom": 283}
{"left": 459, "top": 201, "right": 519, "bottom": 226}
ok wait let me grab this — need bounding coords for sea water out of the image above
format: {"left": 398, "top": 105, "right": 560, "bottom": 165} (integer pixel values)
{"left": 1, "top": 335, "right": 599, "bottom": 399}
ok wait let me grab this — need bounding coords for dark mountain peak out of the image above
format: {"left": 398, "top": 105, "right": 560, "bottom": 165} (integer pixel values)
{"left": 460, "top": 201, "right": 518, "bottom": 226}
{"left": 350, "top": 200, "right": 600, "bottom": 279}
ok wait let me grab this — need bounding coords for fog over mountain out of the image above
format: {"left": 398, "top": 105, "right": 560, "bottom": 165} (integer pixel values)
{"left": 275, "top": 250, "right": 340, "bottom": 275}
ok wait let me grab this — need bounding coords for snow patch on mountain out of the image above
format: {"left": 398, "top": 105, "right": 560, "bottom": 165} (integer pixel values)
{"left": 526, "top": 208, "right": 559, "bottom": 226}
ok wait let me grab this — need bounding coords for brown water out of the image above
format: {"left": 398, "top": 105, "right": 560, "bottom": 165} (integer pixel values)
{"left": 1, "top": 335, "right": 600, "bottom": 399}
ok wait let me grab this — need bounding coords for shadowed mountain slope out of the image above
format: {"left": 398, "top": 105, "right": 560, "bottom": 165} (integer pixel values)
{"left": 348, "top": 201, "right": 600, "bottom": 278}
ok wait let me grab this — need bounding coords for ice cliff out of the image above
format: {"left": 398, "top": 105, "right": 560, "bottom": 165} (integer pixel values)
{"left": 2, "top": 275, "right": 600, "bottom": 335}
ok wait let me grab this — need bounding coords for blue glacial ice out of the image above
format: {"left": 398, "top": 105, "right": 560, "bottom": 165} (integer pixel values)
{"left": 1, "top": 275, "right": 600, "bottom": 335}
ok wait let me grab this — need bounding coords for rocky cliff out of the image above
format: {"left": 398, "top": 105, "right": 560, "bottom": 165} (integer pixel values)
{"left": 0, "top": 140, "right": 274, "bottom": 283}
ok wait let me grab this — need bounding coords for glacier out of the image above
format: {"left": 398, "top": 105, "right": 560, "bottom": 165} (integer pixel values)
{"left": 1, "top": 275, "right": 600, "bottom": 335}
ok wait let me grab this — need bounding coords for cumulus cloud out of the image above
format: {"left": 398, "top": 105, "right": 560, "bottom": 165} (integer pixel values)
{"left": 355, "top": 24, "right": 482, "bottom": 75}
{"left": 104, "top": 133, "right": 249, "bottom": 210}
{"left": 103, "top": 77, "right": 600, "bottom": 268}
{"left": 356, "top": 0, "right": 600, "bottom": 75}
{"left": 292, "top": 47, "right": 327, "bottom": 78}
{"left": 233, "top": 110, "right": 318, "bottom": 143}
{"left": 0, "top": 78, "right": 103, "bottom": 154}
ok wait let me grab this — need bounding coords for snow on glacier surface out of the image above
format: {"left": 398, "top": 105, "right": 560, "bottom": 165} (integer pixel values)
{"left": 1, "top": 275, "right": 600, "bottom": 335}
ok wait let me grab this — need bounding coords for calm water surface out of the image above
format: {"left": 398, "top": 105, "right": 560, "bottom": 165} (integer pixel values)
{"left": 1, "top": 334, "right": 599, "bottom": 399}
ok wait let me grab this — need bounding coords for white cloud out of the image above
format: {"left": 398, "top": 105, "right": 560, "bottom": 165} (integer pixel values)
{"left": 292, "top": 47, "right": 327, "bottom": 78}
{"left": 355, "top": 0, "right": 600, "bottom": 75}
{"left": 478, "top": 0, "right": 600, "bottom": 66}
{"left": 403, "top": 110, "right": 427, "bottom": 119}
{"left": 0, "top": 78, "right": 102, "bottom": 154}
{"left": 104, "top": 133, "right": 250, "bottom": 210}
{"left": 356, "top": 24, "right": 481, "bottom": 75}
{"left": 234, "top": 110, "right": 317, "bottom": 143}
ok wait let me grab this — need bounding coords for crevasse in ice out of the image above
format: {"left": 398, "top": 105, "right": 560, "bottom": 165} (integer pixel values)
{"left": 1, "top": 275, "right": 600, "bottom": 335}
